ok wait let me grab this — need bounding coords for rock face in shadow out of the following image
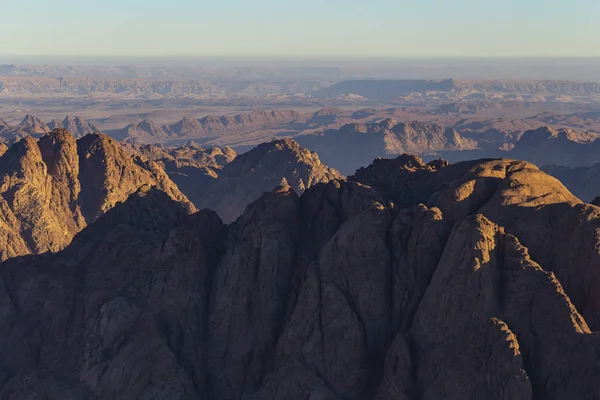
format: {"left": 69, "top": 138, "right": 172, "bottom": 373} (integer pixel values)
{"left": 0, "top": 155, "right": 599, "bottom": 399}
{"left": 297, "top": 120, "right": 477, "bottom": 175}
{"left": 542, "top": 162, "right": 600, "bottom": 203}
{"left": 353, "top": 155, "right": 600, "bottom": 329}
{"left": 128, "top": 142, "right": 237, "bottom": 207}
{"left": 509, "top": 126, "right": 600, "bottom": 167}
{"left": 0, "top": 129, "right": 194, "bottom": 260}
{"left": 194, "top": 139, "right": 343, "bottom": 223}
{"left": 128, "top": 139, "right": 341, "bottom": 224}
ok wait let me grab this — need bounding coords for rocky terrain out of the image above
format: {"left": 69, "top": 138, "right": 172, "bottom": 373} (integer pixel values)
{"left": 0, "top": 131, "right": 342, "bottom": 258}
{"left": 0, "top": 114, "right": 97, "bottom": 141}
{"left": 5, "top": 75, "right": 600, "bottom": 100}
{"left": 113, "top": 110, "right": 301, "bottom": 142}
{"left": 127, "top": 139, "right": 341, "bottom": 223}
{"left": 507, "top": 126, "right": 600, "bottom": 167}
{"left": 0, "top": 129, "right": 194, "bottom": 260}
{"left": 0, "top": 151, "right": 599, "bottom": 399}
{"left": 297, "top": 120, "right": 479, "bottom": 174}
{"left": 47, "top": 116, "right": 99, "bottom": 137}
{"left": 192, "top": 139, "right": 343, "bottom": 222}
{"left": 3, "top": 100, "right": 600, "bottom": 160}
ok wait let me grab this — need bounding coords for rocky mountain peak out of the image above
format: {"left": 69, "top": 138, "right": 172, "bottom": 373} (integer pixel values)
{"left": 0, "top": 129, "right": 195, "bottom": 260}
{"left": 193, "top": 138, "right": 342, "bottom": 222}
{"left": 2, "top": 154, "right": 600, "bottom": 399}
{"left": 517, "top": 126, "right": 559, "bottom": 145}
{"left": 19, "top": 113, "right": 46, "bottom": 128}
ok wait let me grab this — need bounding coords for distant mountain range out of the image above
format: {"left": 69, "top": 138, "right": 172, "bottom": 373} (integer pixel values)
{"left": 3, "top": 76, "right": 600, "bottom": 100}
{"left": 0, "top": 114, "right": 97, "bottom": 140}
{"left": 116, "top": 110, "right": 301, "bottom": 141}
{"left": 313, "top": 79, "right": 455, "bottom": 99}
{"left": 296, "top": 119, "right": 478, "bottom": 174}
{"left": 3, "top": 108, "right": 600, "bottom": 177}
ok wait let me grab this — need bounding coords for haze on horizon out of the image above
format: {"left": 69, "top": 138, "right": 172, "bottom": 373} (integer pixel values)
{"left": 2, "top": 0, "right": 600, "bottom": 59}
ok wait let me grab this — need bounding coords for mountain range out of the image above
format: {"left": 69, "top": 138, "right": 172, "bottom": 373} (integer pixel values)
{"left": 297, "top": 119, "right": 479, "bottom": 174}
{"left": 0, "top": 144, "right": 599, "bottom": 399}
{"left": 115, "top": 110, "right": 301, "bottom": 141}
{"left": 3, "top": 107, "right": 600, "bottom": 170}
{"left": 0, "top": 129, "right": 342, "bottom": 259}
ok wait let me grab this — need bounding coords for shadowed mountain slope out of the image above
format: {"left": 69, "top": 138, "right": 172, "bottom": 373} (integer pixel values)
{"left": 0, "top": 154, "right": 599, "bottom": 399}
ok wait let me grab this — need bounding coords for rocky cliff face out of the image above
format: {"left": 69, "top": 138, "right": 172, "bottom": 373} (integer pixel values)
{"left": 194, "top": 139, "right": 343, "bottom": 222}
{"left": 128, "top": 139, "right": 339, "bottom": 224}
{"left": 0, "top": 154, "right": 599, "bottom": 399}
{"left": 0, "top": 129, "right": 194, "bottom": 260}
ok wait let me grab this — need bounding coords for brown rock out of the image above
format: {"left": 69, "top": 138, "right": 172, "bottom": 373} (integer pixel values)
{"left": 0, "top": 130, "right": 195, "bottom": 260}
{"left": 197, "top": 139, "right": 343, "bottom": 223}
{"left": 0, "top": 155, "right": 599, "bottom": 400}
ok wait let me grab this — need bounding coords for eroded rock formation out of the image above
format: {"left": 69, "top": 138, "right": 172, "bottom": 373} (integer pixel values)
{"left": 0, "top": 153, "right": 599, "bottom": 399}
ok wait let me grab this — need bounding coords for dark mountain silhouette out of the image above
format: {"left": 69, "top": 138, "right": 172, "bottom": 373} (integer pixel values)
{"left": 0, "top": 153, "right": 599, "bottom": 399}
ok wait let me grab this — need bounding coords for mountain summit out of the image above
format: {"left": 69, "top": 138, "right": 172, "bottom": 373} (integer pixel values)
{"left": 0, "top": 153, "right": 599, "bottom": 399}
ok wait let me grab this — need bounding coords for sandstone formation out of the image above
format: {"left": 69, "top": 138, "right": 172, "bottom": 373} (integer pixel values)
{"left": 0, "top": 129, "right": 194, "bottom": 260}
{"left": 128, "top": 139, "right": 339, "bottom": 223}
{"left": 194, "top": 139, "right": 343, "bottom": 222}
{"left": 0, "top": 153, "right": 599, "bottom": 399}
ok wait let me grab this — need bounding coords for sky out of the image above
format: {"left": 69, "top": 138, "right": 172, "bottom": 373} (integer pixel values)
{"left": 1, "top": 0, "right": 599, "bottom": 58}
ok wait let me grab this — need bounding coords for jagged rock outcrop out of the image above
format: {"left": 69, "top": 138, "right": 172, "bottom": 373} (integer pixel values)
{"left": 0, "top": 115, "right": 98, "bottom": 143}
{"left": 18, "top": 114, "right": 50, "bottom": 134}
{"left": 47, "top": 116, "right": 99, "bottom": 137}
{"left": 120, "top": 119, "right": 171, "bottom": 141}
{"left": 1, "top": 161, "right": 600, "bottom": 399}
{"left": 353, "top": 155, "right": 600, "bottom": 330}
{"left": 0, "top": 154, "right": 600, "bottom": 399}
{"left": 77, "top": 133, "right": 195, "bottom": 222}
{"left": 195, "top": 139, "right": 343, "bottom": 222}
{"left": 129, "top": 143, "right": 237, "bottom": 216}
{"left": 0, "top": 129, "right": 194, "bottom": 260}
{"left": 132, "top": 142, "right": 237, "bottom": 170}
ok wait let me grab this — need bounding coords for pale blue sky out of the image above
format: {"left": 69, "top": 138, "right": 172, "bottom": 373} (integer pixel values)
{"left": 1, "top": 0, "right": 599, "bottom": 57}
